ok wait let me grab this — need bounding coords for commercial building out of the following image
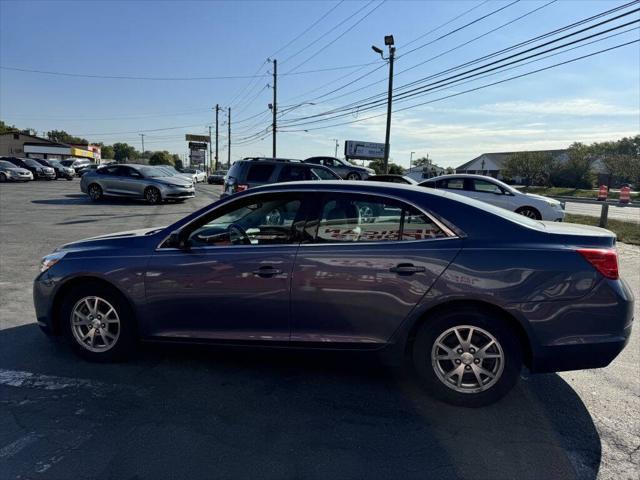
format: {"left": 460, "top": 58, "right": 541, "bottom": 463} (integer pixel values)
{"left": 455, "top": 150, "right": 568, "bottom": 180}
{"left": 0, "top": 132, "right": 101, "bottom": 162}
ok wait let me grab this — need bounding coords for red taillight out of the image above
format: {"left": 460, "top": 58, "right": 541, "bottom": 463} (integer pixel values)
{"left": 236, "top": 184, "right": 248, "bottom": 192}
{"left": 577, "top": 248, "right": 619, "bottom": 280}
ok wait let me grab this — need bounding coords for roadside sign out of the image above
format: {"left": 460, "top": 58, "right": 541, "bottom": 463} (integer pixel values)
{"left": 189, "top": 142, "right": 208, "bottom": 150}
{"left": 344, "top": 140, "right": 385, "bottom": 160}
{"left": 185, "top": 134, "right": 210, "bottom": 143}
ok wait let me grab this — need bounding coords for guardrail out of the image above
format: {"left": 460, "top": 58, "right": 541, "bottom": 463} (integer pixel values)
{"left": 550, "top": 196, "right": 637, "bottom": 228}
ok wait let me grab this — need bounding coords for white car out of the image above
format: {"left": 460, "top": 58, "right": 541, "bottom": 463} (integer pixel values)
{"left": 183, "top": 168, "right": 206, "bottom": 183}
{"left": 420, "top": 174, "right": 565, "bottom": 221}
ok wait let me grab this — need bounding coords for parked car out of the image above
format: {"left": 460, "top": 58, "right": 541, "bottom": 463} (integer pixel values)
{"left": 420, "top": 174, "right": 565, "bottom": 221}
{"left": 60, "top": 158, "right": 92, "bottom": 174}
{"left": 3, "top": 157, "right": 56, "bottom": 180}
{"left": 34, "top": 181, "right": 633, "bottom": 407}
{"left": 303, "top": 156, "right": 374, "bottom": 180}
{"left": 80, "top": 164, "right": 195, "bottom": 204}
{"left": 222, "top": 157, "right": 340, "bottom": 198}
{"left": 0, "top": 159, "right": 33, "bottom": 182}
{"left": 207, "top": 170, "right": 228, "bottom": 185}
{"left": 182, "top": 168, "right": 206, "bottom": 183}
{"left": 367, "top": 174, "right": 418, "bottom": 185}
{"left": 33, "top": 158, "right": 75, "bottom": 180}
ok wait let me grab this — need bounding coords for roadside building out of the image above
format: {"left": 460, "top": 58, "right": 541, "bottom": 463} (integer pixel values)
{"left": 0, "top": 132, "right": 101, "bottom": 162}
{"left": 455, "top": 150, "right": 568, "bottom": 181}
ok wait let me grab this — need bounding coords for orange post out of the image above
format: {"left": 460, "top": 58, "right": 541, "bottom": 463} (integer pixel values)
{"left": 619, "top": 186, "right": 631, "bottom": 204}
{"left": 597, "top": 185, "right": 608, "bottom": 201}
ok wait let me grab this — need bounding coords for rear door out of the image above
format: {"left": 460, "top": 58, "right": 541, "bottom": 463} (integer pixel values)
{"left": 290, "top": 192, "right": 462, "bottom": 344}
{"left": 464, "top": 178, "right": 512, "bottom": 210}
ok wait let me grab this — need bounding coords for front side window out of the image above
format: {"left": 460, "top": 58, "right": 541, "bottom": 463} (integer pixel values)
{"left": 310, "top": 167, "right": 339, "bottom": 180}
{"left": 186, "top": 194, "right": 304, "bottom": 247}
{"left": 312, "top": 193, "right": 446, "bottom": 243}
{"left": 246, "top": 164, "right": 275, "bottom": 182}
{"left": 473, "top": 179, "right": 503, "bottom": 194}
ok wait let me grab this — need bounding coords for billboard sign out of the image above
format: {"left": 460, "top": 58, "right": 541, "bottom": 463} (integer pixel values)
{"left": 185, "top": 134, "right": 210, "bottom": 143}
{"left": 344, "top": 140, "right": 385, "bottom": 160}
{"left": 188, "top": 142, "right": 208, "bottom": 151}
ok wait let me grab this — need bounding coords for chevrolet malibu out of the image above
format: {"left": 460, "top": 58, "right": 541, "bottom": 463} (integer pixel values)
{"left": 34, "top": 181, "right": 633, "bottom": 406}
{"left": 80, "top": 164, "right": 195, "bottom": 203}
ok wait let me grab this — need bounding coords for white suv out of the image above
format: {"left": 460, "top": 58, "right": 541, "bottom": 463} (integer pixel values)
{"left": 420, "top": 174, "right": 565, "bottom": 221}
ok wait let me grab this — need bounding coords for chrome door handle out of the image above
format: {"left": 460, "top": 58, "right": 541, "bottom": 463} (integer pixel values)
{"left": 390, "top": 263, "right": 425, "bottom": 275}
{"left": 252, "top": 266, "right": 282, "bottom": 277}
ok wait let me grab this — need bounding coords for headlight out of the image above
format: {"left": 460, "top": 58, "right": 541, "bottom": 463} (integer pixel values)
{"left": 40, "top": 251, "right": 66, "bottom": 273}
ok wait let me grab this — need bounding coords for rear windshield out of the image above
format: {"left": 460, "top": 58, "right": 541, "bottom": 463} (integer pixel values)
{"left": 246, "top": 164, "right": 275, "bottom": 182}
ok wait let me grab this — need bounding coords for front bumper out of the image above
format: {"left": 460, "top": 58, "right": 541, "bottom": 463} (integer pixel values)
{"left": 163, "top": 185, "right": 195, "bottom": 199}
{"left": 8, "top": 172, "right": 33, "bottom": 181}
{"left": 33, "top": 273, "right": 57, "bottom": 335}
{"left": 36, "top": 171, "right": 57, "bottom": 179}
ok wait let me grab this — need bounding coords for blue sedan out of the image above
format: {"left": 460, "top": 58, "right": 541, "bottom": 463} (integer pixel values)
{"left": 33, "top": 181, "right": 634, "bottom": 406}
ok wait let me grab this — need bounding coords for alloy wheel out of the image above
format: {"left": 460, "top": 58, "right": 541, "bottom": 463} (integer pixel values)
{"left": 146, "top": 188, "right": 161, "bottom": 204}
{"left": 431, "top": 325, "right": 504, "bottom": 394}
{"left": 70, "top": 296, "right": 120, "bottom": 353}
{"left": 517, "top": 208, "right": 541, "bottom": 220}
{"left": 89, "top": 184, "right": 102, "bottom": 200}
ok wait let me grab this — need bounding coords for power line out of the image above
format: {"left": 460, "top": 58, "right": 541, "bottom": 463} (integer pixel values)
{"left": 277, "top": 39, "right": 639, "bottom": 133}
{"left": 279, "top": 5, "right": 640, "bottom": 126}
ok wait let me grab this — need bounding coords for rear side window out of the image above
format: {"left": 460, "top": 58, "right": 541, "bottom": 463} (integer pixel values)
{"left": 445, "top": 179, "right": 464, "bottom": 189}
{"left": 246, "top": 164, "right": 275, "bottom": 182}
{"left": 310, "top": 167, "right": 339, "bottom": 180}
{"left": 98, "top": 165, "right": 118, "bottom": 175}
{"left": 278, "top": 165, "right": 311, "bottom": 182}
{"left": 472, "top": 179, "right": 502, "bottom": 194}
{"left": 312, "top": 193, "right": 446, "bottom": 243}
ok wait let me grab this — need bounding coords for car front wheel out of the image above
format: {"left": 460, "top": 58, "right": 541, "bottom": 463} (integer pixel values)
{"left": 60, "top": 283, "right": 136, "bottom": 361}
{"left": 412, "top": 307, "right": 522, "bottom": 407}
{"left": 145, "top": 186, "right": 162, "bottom": 204}
{"left": 515, "top": 206, "right": 541, "bottom": 220}
{"left": 346, "top": 172, "right": 361, "bottom": 180}
{"left": 88, "top": 184, "right": 103, "bottom": 201}
{"left": 0, "top": 173, "right": 6, "bottom": 182}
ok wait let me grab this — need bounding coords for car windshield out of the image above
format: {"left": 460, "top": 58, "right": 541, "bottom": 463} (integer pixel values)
{"left": 48, "top": 160, "right": 63, "bottom": 168}
{"left": 25, "top": 159, "right": 41, "bottom": 167}
{"left": 0, "top": 160, "right": 16, "bottom": 168}
{"left": 60, "top": 160, "right": 73, "bottom": 166}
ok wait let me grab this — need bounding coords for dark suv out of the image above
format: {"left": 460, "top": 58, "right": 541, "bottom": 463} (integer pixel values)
{"left": 33, "top": 158, "right": 75, "bottom": 180}
{"left": 222, "top": 157, "right": 340, "bottom": 198}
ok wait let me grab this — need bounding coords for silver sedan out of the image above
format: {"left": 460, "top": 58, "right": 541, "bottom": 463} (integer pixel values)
{"left": 80, "top": 164, "right": 195, "bottom": 203}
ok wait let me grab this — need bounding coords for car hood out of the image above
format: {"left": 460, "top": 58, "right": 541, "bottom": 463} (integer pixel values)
{"left": 524, "top": 193, "right": 561, "bottom": 205}
{"left": 57, "top": 226, "right": 167, "bottom": 251}
{"left": 3, "top": 166, "right": 30, "bottom": 174}
{"left": 154, "top": 175, "right": 193, "bottom": 186}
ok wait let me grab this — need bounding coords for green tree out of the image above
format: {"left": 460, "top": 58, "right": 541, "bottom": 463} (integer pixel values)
{"left": 412, "top": 156, "right": 431, "bottom": 168}
{"left": 112, "top": 143, "right": 139, "bottom": 162}
{"left": 100, "top": 145, "right": 115, "bottom": 160}
{"left": 368, "top": 159, "right": 404, "bottom": 175}
{"left": 0, "top": 120, "right": 19, "bottom": 134}
{"left": 148, "top": 151, "right": 175, "bottom": 166}
{"left": 445, "top": 166, "right": 455, "bottom": 174}
{"left": 46, "top": 129, "right": 89, "bottom": 145}
{"left": 503, "top": 151, "right": 555, "bottom": 186}
{"left": 550, "top": 143, "right": 594, "bottom": 188}
{"left": 172, "top": 155, "right": 183, "bottom": 170}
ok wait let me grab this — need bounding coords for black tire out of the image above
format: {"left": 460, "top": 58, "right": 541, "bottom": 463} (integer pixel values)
{"left": 88, "top": 183, "right": 103, "bottom": 201}
{"left": 66, "top": 177, "right": 73, "bottom": 181}
{"left": 0, "top": 173, "right": 6, "bottom": 183}
{"left": 412, "top": 307, "right": 522, "bottom": 407}
{"left": 515, "top": 206, "right": 541, "bottom": 220}
{"left": 60, "top": 282, "right": 137, "bottom": 362}
{"left": 346, "top": 172, "right": 361, "bottom": 180}
{"left": 145, "top": 186, "right": 162, "bottom": 204}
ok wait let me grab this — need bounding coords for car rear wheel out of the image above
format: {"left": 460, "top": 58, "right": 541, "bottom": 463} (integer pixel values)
{"left": 145, "top": 186, "right": 162, "bottom": 204}
{"left": 346, "top": 172, "right": 361, "bottom": 180}
{"left": 60, "top": 283, "right": 136, "bottom": 362}
{"left": 515, "top": 206, "right": 541, "bottom": 220}
{"left": 88, "top": 184, "right": 103, "bottom": 201}
{"left": 412, "top": 307, "right": 522, "bottom": 407}
{"left": 0, "top": 173, "right": 6, "bottom": 182}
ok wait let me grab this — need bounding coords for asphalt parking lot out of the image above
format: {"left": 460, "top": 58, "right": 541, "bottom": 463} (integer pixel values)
{"left": 0, "top": 179, "right": 638, "bottom": 480}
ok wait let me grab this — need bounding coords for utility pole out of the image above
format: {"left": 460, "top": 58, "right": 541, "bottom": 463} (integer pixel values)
{"left": 410, "top": 151, "right": 415, "bottom": 170}
{"left": 215, "top": 104, "right": 220, "bottom": 171}
{"left": 139, "top": 133, "right": 145, "bottom": 154}
{"left": 208, "top": 125, "right": 212, "bottom": 174}
{"left": 272, "top": 59, "right": 277, "bottom": 158}
{"left": 227, "top": 107, "right": 231, "bottom": 168}
{"left": 372, "top": 35, "right": 395, "bottom": 174}
{"left": 333, "top": 139, "right": 339, "bottom": 157}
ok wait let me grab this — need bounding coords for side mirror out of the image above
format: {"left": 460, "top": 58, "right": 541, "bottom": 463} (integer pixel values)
{"left": 165, "top": 230, "right": 190, "bottom": 250}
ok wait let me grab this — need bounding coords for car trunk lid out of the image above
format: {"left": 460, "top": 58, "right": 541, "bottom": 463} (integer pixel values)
{"left": 540, "top": 220, "right": 616, "bottom": 248}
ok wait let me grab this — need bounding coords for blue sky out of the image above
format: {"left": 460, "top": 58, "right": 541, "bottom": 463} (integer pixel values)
{"left": 1, "top": 0, "right": 638, "bottom": 168}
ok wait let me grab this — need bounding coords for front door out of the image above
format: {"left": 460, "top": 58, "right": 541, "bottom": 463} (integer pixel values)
{"left": 291, "top": 192, "right": 462, "bottom": 345}
{"left": 144, "top": 192, "right": 310, "bottom": 341}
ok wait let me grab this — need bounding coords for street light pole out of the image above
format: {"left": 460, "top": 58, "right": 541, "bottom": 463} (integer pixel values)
{"left": 271, "top": 59, "right": 277, "bottom": 158}
{"left": 410, "top": 151, "right": 415, "bottom": 169}
{"left": 208, "top": 125, "right": 212, "bottom": 174}
{"left": 139, "top": 133, "right": 145, "bottom": 154}
{"left": 227, "top": 107, "right": 231, "bottom": 168}
{"left": 214, "top": 104, "right": 220, "bottom": 171}
{"left": 372, "top": 35, "right": 395, "bottom": 174}
{"left": 334, "top": 139, "right": 339, "bottom": 157}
